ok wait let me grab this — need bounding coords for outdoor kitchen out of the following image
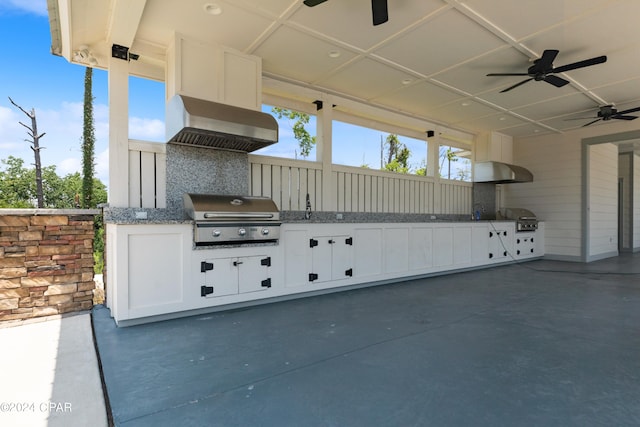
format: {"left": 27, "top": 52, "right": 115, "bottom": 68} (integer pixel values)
{"left": 95, "top": 32, "right": 551, "bottom": 326}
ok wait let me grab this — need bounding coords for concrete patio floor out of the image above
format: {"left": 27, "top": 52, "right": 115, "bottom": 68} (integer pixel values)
{"left": 93, "top": 254, "right": 640, "bottom": 426}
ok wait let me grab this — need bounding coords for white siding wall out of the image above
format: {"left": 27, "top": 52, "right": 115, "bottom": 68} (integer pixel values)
{"left": 635, "top": 153, "right": 640, "bottom": 249}
{"left": 588, "top": 143, "right": 618, "bottom": 259}
{"left": 503, "top": 134, "right": 583, "bottom": 259}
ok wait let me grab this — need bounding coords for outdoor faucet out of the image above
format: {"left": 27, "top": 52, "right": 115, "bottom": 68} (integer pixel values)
{"left": 473, "top": 203, "right": 484, "bottom": 220}
{"left": 304, "top": 193, "right": 312, "bottom": 220}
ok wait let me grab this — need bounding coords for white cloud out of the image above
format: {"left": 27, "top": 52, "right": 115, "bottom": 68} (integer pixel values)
{"left": 1, "top": 0, "right": 47, "bottom": 15}
{"left": 129, "top": 117, "right": 165, "bottom": 141}
{"left": 95, "top": 149, "right": 109, "bottom": 185}
{"left": 57, "top": 157, "right": 81, "bottom": 176}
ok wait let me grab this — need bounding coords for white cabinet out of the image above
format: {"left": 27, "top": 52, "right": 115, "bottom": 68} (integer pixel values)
{"left": 476, "top": 132, "right": 513, "bottom": 163}
{"left": 488, "top": 228, "right": 511, "bottom": 261}
{"left": 199, "top": 255, "right": 272, "bottom": 298}
{"left": 514, "top": 234, "right": 536, "bottom": 259}
{"left": 354, "top": 228, "right": 383, "bottom": 278}
{"left": 106, "top": 224, "right": 191, "bottom": 322}
{"left": 166, "top": 33, "right": 262, "bottom": 110}
{"left": 309, "top": 235, "right": 354, "bottom": 283}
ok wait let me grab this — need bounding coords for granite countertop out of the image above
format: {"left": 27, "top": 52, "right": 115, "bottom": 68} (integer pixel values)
{"left": 279, "top": 211, "right": 515, "bottom": 224}
{"left": 103, "top": 207, "right": 518, "bottom": 225}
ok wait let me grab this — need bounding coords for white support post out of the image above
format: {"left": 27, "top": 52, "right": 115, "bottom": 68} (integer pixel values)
{"left": 317, "top": 97, "right": 334, "bottom": 211}
{"left": 108, "top": 57, "right": 130, "bottom": 207}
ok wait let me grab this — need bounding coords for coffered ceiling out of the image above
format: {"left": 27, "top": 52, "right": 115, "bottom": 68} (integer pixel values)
{"left": 50, "top": 0, "right": 640, "bottom": 140}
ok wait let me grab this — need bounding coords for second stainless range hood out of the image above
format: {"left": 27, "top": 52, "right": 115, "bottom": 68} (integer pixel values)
{"left": 474, "top": 161, "right": 533, "bottom": 184}
{"left": 166, "top": 95, "right": 278, "bottom": 152}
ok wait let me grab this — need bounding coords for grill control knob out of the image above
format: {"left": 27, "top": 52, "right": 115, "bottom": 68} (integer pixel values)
{"left": 261, "top": 228, "right": 270, "bottom": 236}
{"left": 238, "top": 228, "right": 246, "bottom": 237}
{"left": 212, "top": 230, "right": 221, "bottom": 238}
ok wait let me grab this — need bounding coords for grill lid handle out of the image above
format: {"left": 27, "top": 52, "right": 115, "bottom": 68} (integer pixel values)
{"left": 203, "top": 212, "right": 274, "bottom": 219}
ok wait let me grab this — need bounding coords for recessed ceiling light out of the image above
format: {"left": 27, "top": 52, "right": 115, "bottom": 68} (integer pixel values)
{"left": 461, "top": 102, "right": 470, "bottom": 107}
{"left": 499, "top": 117, "right": 506, "bottom": 121}
{"left": 328, "top": 50, "right": 341, "bottom": 58}
{"left": 401, "top": 78, "right": 413, "bottom": 85}
{"left": 203, "top": 3, "right": 222, "bottom": 15}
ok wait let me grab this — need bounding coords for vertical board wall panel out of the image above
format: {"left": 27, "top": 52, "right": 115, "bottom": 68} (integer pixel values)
{"left": 140, "top": 151, "right": 156, "bottom": 208}
{"left": 129, "top": 151, "right": 141, "bottom": 208}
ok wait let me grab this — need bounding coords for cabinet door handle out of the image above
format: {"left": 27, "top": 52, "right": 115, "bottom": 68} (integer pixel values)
{"left": 233, "top": 261, "right": 244, "bottom": 266}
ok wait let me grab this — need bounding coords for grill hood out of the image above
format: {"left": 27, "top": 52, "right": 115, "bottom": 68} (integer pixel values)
{"left": 166, "top": 95, "right": 278, "bottom": 152}
{"left": 474, "top": 161, "right": 533, "bottom": 184}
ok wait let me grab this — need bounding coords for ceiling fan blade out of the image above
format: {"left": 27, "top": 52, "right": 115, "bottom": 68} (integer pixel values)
{"left": 303, "top": 0, "right": 327, "bottom": 6}
{"left": 552, "top": 55, "right": 607, "bottom": 73}
{"left": 534, "top": 49, "right": 560, "bottom": 70}
{"left": 486, "top": 73, "right": 530, "bottom": 76}
{"left": 371, "top": 0, "right": 388, "bottom": 25}
{"left": 544, "top": 74, "right": 570, "bottom": 88}
{"left": 614, "top": 106, "right": 640, "bottom": 116}
{"left": 612, "top": 115, "right": 638, "bottom": 121}
{"left": 564, "top": 116, "right": 598, "bottom": 121}
{"left": 500, "top": 78, "right": 534, "bottom": 93}
{"left": 582, "top": 118, "right": 602, "bottom": 127}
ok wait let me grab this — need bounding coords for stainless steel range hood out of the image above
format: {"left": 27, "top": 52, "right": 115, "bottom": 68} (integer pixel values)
{"left": 166, "top": 95, "right": 278, "bottom": 152}
{"left": 474, "top": 161, "right": 533, "bottom": 184}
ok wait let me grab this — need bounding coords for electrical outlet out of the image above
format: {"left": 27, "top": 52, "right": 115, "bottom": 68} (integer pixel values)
{"left": 135, "top": 211, "right": 148, "bottom": 220}
{"left": 430, "top": 215, "right": 437, "bottom": 220}
{"left": 336, "top": 213, "right": 343, "bottom": 220}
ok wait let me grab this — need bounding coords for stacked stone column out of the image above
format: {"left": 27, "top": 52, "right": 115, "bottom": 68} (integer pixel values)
{"left": 0, "top": 213, "right": 97, "bottom": 321}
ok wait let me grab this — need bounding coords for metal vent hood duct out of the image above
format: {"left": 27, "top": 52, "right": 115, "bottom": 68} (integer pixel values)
{"left": 474, "top": 161, "right": 533, "bottom": 184}
{"left": 166, "top": 95, "right": 278, "bottom": 152}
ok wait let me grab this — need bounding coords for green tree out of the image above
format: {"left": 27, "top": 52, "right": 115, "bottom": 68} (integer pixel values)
{"left": 0, "top": 156, "right": 33, "bottom": 207}
{"left": 271, "top": 107, "right": 316, "bottom": 158}
{"left": 383, "top": 134, "right": 411, "bottom": 174}
{"left": 0, "top": 156, "right": 106, "bottom": 208}
{"left": 81, "top": 66, "right": 96, "bottom": 208}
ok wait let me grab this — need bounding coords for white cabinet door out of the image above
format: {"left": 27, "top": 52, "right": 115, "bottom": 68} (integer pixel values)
{"left": 409, "top": 227, "right": 433, "bottom": 270}
{"left": 354, "top": 228, "right": 383, "bottom": 278}
{"left": 514, "top": 234, "right": 536, "bottom": 259}
{"left": 284, "top": 229, "right": 310, "bottom": 287}
{"left": 201, "top": 255, "right": 271, "bottom": 296}
{"left": 238, "top": 256, "right": 271, "bottom": 293}
{"left": 433, "top": 227, "right": 454, "bottom": 267}
{"left": 201, "top": 257, "right": 238, "bottom": 297}
{"left": 310, "top": 236, "right": 333, "bottom": 283}
{"left": 332, "top": 236, "right": 354, "bottom": 280}
{"left": 488, "top": 229, "right": 509, "bottom": 261}
{"left": 310, "top": 235, "right": 353, "bottom": 283}
{"left": 384, "top": 228, "right": 409, "bottom": 273}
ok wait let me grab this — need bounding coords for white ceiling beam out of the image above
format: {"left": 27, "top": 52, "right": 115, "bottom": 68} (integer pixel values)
{"left": 107, "top": 0, "right": 147, "bottom": 48}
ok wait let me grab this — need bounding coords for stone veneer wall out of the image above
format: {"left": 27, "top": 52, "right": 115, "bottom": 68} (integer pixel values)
{"left": 0, "top": 210, "right": 100, "bottom": 321}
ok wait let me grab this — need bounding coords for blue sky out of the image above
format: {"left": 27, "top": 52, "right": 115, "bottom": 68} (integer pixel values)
{"left": 0, "top": 0, "right": 433, "bottom": 186}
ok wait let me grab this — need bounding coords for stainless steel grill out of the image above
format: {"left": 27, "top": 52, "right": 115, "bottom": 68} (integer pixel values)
{"left": 184, "top": 193, "right": 281, "bottom": 245}
{"left": 499, "top": 207, "right": 538, "bottom": 232}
